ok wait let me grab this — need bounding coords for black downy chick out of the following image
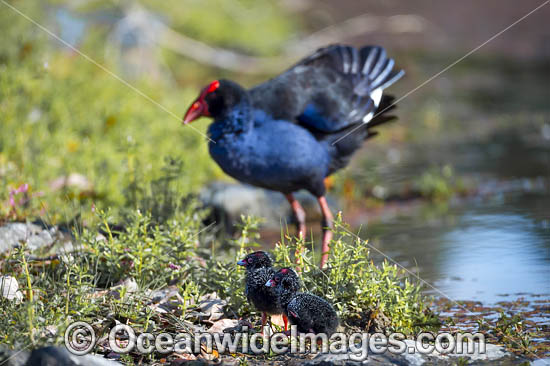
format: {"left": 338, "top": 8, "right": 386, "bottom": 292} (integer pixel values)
{"left": 266, "top": 267, "right": 339, "bottom": 336}
{"left": 237, "top": 251, "right": 287, "bottom": 330}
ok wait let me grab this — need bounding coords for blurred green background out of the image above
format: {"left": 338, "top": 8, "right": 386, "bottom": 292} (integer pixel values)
{"left": 1, "top": 0, "right": 299, "bottom": 222}
{"left": 1, "top": 0, "right": 549, "bottom": 303}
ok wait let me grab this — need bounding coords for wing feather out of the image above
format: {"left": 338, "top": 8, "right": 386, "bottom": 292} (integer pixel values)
{"left": 249, "top": 44, "right": 403, "bottom": 133}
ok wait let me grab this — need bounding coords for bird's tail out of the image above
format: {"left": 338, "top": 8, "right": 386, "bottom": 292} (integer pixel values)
{"left": 297, "top": 44, "right": 403, "bottom": 126}
{"left": 325, "top": 94, "right": 399, "bottom": 174}
{"left": 347, "top": 46, "right": 404, "bottom": 125}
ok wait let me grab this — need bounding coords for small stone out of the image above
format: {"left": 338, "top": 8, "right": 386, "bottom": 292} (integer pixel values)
{"left": 49, "top": 173, "right": 93, "bottom": 192}
{"left": 207, "top": 319, "right": 239, "bottom": 334}
{"left": 0, "top": 222, "right": 74, "bottom": 254}
{"left": 199, "top": 292, "right": 227, "bottom": 321}
{"left": 147, "top": 285, "right": 180, "bottom": 303}
{"left": 108, "top": 278, "right": 138, "bottom": 299}
{"left": 0, "top": 276, "right": 23, "bottom": 302}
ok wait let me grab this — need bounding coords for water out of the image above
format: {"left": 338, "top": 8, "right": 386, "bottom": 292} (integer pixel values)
{"left": 354, "top": 56, "right": 550, "bottom": 304}
{"left": 363, "top": 190, "right": 550, "bottom": 303}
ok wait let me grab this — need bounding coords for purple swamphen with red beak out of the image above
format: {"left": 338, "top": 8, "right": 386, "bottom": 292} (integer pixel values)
{"left": 183, "top": 44, "right": 404, "bottom": 267}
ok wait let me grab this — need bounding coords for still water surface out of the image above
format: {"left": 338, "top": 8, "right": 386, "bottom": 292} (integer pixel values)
{"left": 364, "top": 189, "right": 550, "bottom": 303}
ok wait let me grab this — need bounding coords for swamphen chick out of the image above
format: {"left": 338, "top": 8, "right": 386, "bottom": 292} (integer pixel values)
{"left": 266, "top": 268, "right": 339, "bottom": 336}
{"left": 183, "top": 44, "right": 404, "bottom": 268}
{"left": 237, "top": 251, "right": 287, "bottom": 331}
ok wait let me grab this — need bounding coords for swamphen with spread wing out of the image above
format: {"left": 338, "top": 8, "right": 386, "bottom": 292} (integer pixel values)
{"left": 183, "top": 44, "right": 404, "bottom": 267}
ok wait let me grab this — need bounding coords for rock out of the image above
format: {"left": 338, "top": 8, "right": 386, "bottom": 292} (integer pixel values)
{"left": 198, "top": 292, "right": 226, "bottom": 321}
{"left": 305, "top": 340, "right": 523, "bottom": 365}
{"left": 147, "top": 285, "right": 181, "bottom": 303}
{"left": 200, "top": 182, "right": 339, "bottom": 233}
{"left": 532, "top": 359, "right": 550, "bottom": 366}
{"left": 0, "top": 275, "right": 23, "bottom": 302}
{"left": 307, "top": 352, "right": 411, "bottom": 366}
{"left": 0, "top": 222, "right": 74, "bottom": 254}
{"left": 49, "top": 173, "right": 93, "bottom": 192}
{"left": 0, "top": 345, "right": 30, "bottom": 366}
{"left": 108, "top": 278, "right": 138, "bottom": 299}
{"left": 207, "top": 319, "right": 239, "bottom": 334}
{"left": 25, "top": 346, "right": 120, "bottom": 365}
{"left": 146, "top": 286, "right": 197, "bottom": 316}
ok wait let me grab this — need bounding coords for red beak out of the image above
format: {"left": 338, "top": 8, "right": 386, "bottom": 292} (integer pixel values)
{"left": 183, "top": 100, "right": 206, "bottom": 125}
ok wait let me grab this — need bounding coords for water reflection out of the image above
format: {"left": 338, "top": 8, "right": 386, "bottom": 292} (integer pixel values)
{"left": 364, "top": 191, "right": 550, "bottom": 303}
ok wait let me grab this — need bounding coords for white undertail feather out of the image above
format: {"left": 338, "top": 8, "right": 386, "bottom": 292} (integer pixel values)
{"left": 362, "top": 111, "right": 374, "bottom": 124}
{"left": 361, "top": 88, "right": 381, "bottom": 123}
{"left": 371, "top": 88, "right": 383, "bottom": 108}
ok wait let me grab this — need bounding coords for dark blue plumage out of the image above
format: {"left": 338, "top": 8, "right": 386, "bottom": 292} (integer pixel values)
{"left": 183, "top": 44, "right": 404, "bottom": 267}
{"left": 209, "top": 106, "right": 330, "bottom": 197}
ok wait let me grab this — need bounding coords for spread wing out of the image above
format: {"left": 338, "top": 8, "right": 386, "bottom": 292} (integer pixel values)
{"left": 249, "top": 44, "right": 404, "bottom": 133}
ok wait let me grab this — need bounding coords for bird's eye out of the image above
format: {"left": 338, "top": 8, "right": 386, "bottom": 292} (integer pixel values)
{"left": 247, "top": 258, "right": 253, "bottom": 263}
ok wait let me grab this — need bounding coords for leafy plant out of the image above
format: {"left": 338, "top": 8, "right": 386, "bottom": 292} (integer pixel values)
{"left": 272, "top": 214, "right": 439, "bottom": 334}
{"left": 196, "top": 214, "right": 439, "bottom": 335}
{"left": 193, "top": 215, "right": 263, "bottom": 317}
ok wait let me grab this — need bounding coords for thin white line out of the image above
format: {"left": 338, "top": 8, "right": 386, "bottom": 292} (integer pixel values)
{"left": 194, "top": 221, "right": 217, "bottom": 238}
{"left": 335, "top": 222, "right": 471, "bottom": 311}
{"left": 332, "top": 0, "right": 550, "bottom": 145}
{"left": 335, "top": 222, "right": 549, "bottom": 363}
{"left": 0, "top": 342, "right": 31, "bottom": 366}
{"left": 0, "top": 0, "right": 214, "bottom": 143}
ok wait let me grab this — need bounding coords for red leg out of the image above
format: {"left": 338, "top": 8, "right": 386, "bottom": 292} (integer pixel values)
{"left": 285, "top": 193, "right": 306, "bottom": 238}
{"left": 283, "top": 314, "right": 288, "bottom": 332}
{"left": 318, "top": 196, "right": 333, "bottom": 268}
{"left": 261, "top": 312, "right": 267, "bottom": 335}
{"left": 286, "top": 193, "right": 307, "bottom": 271}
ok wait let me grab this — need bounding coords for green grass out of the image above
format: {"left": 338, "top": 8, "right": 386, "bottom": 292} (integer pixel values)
{"left": 0, "top": 0, "right": 296, "bottom": 224}
{"left": 0, "top": 2, "right": 441, "bottom": 362}
{"left": 197, "top": 215, "right": 439, "bottom": 335}
{"left": 0, "top": 212, "right": 437, "bottom": 360}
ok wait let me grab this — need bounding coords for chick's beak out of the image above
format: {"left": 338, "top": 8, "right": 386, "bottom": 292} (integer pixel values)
{"left": 237, "top": 260, "right": 246, "bottom": 266}
{"left": 183, "top": 100, "right": 205, "bottom": 124}
{"left": 265, "top": 280, "right": 274, "bottom": 287}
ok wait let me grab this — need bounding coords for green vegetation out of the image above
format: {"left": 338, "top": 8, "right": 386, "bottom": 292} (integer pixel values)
{"left": 414, "top": 164, "right": 467, "bottom": 201}
{"left": 5, "top": 1, "right": 547, "bottom": 363}
{"left": 202, "top": 214, "right": 439, "bottom": 335}
{"left": 0, "top": 0, "right": 294, "bottom": 224}
{"left": 0, "top": 212, "right": 436, "bottom": 361}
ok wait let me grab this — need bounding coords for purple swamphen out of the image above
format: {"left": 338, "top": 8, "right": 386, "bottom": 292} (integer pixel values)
{"left": 183, "top": 44, "right": 404, "bottom": 267}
